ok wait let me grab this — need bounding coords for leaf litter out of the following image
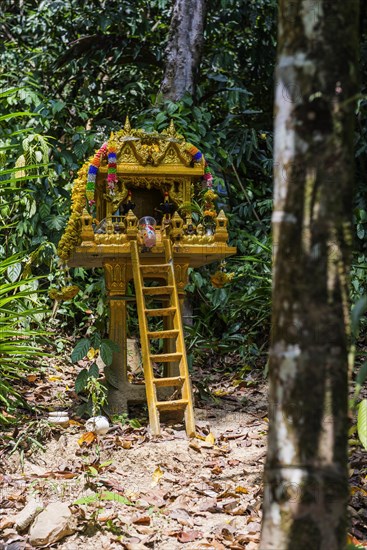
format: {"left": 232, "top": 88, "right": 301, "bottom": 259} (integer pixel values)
{"left": 0, "top": 347, "right": 366, "bottom": 548}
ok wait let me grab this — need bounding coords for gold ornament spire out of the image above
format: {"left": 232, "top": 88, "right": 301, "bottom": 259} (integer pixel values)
{"left": 167, "top": 119, "right": 176, "bottom": 136}
{"left": 124, "top": 116, "right": 132, "bottom": 133}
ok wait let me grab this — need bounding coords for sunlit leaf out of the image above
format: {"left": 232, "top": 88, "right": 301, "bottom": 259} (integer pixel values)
{"left": 357, "top": 399, "right": 367, "bottom": 450}
{"left": 152, "top": 466, "right": 164, "bottom": 485}
{"left": 77, "top": 431, "right": 96, "bottom": 446}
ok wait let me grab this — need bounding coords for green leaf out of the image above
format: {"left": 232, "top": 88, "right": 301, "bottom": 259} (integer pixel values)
{"left": 7, "top": 263, "right": 22, "bottom": 282}
{"left": 74, "top": 494, "right": 99, "bottom": 505}
{"left": 351, "top": 296, "right": 367, "bottom": 338}
{"left": 71, "top": 338, "right": 91, "bottom": 363}
{"left": 100, "top": 339, "right": 119, "bottom": 366}
{"left": 100, "top": 342, "right": 113, "bottom": 366}
{"left": 91, "top": 332, "right": 102, "bottom": 349}
{"left": 357, "top": 224, "right": 365, "bottom": 240}
{"left": 51, "top": 100, "right": 65, "bottom": 114}
{"left": 357, "top": 399, "right": 367, "bottom": 450}
{"left": 100, "top": 491, "right": 132, "bottom": 505}
{"left": 89, "top": 363, "right": 99, "bottom": 378}
{"left": 44, "top": 215, "right": 66, "bottom": 231}
{"left": 129, "top": 418, "right": 141, "bottom": 429}
{"left": 75, "top": 368, "right": 89, "bottom": 394}
{"left": 39, "top": 203, "right": 51, "bottom": 219}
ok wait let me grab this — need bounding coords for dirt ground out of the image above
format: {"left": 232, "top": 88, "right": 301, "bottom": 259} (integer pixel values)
{"left": 1, "top": 349, "right": 366, "bottom": 549}
{"left": 0, "top": 351, "right": 269, "bottom": 550}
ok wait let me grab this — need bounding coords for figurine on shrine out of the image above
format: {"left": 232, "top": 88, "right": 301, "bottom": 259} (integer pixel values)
{"left": 139, "top": 216, "right": 157, "bottom": 250}
{"left": 122, "top": 190, "right": 136, "bottom": 215}
{"left": 155, "top": 192, "right": 175, "bottom": 223}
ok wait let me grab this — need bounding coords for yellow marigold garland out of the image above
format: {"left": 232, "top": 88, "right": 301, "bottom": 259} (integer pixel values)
{"left": 57, "top": 161, "right": 89, "bottom": 261}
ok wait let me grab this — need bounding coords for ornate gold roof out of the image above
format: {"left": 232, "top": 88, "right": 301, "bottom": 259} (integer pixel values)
{"left": 98, "top": 117, "right": 205, "bottom": 175}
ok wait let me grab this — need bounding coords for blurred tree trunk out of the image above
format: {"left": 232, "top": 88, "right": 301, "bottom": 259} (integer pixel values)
{"left": 159, "top": 0, "right": 207, "bottom": 101}
{"left": 260, "top": 2, "right": 359, "bottom": 549}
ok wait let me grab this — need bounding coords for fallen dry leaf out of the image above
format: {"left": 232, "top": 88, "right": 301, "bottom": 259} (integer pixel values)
{"left": 132, "top": 514, "right": 151, "bottom": 525}
{"left": 0, "top": 517, "right": 15, "bottom": 529}
{"left": 98, "top": 512, "right": 117, "bottom": 522}
{"left": 189, "top": 440, "right": 202, "bottom": 453}
{"left": 228, "top": 460, "right": 240, "bottom": 467}
{"left": 205, "top": 432, "right": 215, "bottom": 445}
{"left": 235, "top": 486, "right": 249, "bottom": 494}
{"left": 176, "top": 529, "right": 203, "bottom": 543}
{"left": 151, "top": 465, "right": 164, "bottom": 486}
{"left": 169, "top": 508, "right": 193, "bottom": 528}
{"left": 77, "top": 431, "right": 97, "bottom": 446}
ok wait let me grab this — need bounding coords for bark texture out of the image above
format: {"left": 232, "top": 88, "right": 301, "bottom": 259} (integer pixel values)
{"left": 159, "top": 0, "right": 207, "bottom": 101}
{"left": 260, "top": 2, "right": 359, "bottom": 549}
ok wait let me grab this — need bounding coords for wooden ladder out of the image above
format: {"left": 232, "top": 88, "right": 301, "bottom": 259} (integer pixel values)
{"left": 130, "top": 239, "right": 195, "bottom": 437}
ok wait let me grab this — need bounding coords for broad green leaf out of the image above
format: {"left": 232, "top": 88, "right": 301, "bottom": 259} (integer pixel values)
{"left": 357, "top": 399, "right": 367, "bottom": 450}
{"left": 100, "top": 341, "right": 113, "bottom": 366}
{"left": 44, "top": 214, "right": 66, "bottom": 231}
{"left": 71, "top": 338, "right": 91, "bottom": 363}
{"left": 74, "top": 494, "right": 99, "bottom": 505}
{"left": 351, "top": 296, "right": 367, "bottom": 338}
{"left": 90, "top": 332, "right": 101, "bottom": 349}
{"left": 39, "top": 203, "right": 51, "bottom": 219}
{"left": 100, "top": 340, "right": 119, "bottom": 366}
{"left": 129, "top": 418, "right": 141, "bottom": 429}
{"left": 75, "top": 368, "right": 89, "bottom": 394}
{"left": 7, "top": 263, "right": 22, "bottom": 282}
{"left": 89, "top": 363, "right": 99, "bottom": 378}
{"left": 100, "top": 491, "right": 132, "bottom": 504}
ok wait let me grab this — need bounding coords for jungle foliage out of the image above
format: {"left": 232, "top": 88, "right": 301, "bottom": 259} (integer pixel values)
{"left": 0, "top": 0, "right": 276, "bottom": 361}
{"left": 1, "top": 1, "right": 367, "bottom": 416}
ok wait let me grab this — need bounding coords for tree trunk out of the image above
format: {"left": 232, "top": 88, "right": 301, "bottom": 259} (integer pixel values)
{"left": 260, "top": 2, "right": 359, "bottom": 549}
{"left": 159, "top": 0, "right": 207, "bottom": 101}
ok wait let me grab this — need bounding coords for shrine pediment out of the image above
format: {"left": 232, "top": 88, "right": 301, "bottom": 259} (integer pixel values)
{"left": 98, "top": 118, "right": 202, "bottom": 172}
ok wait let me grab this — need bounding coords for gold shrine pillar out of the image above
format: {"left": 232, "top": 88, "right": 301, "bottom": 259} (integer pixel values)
{"left": 103, "top": 260, "right": 145, "bottom": 413}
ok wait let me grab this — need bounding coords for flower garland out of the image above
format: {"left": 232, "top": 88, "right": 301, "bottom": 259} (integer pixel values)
{"left": 57, "top": 161, "right": 89, "bottom": 261}
{"left": 186, "top": 143, "right": 216, "bottom": 218}
{"left": 86, "top": 141, "right": 118, "bottom": 205}
{"left": 107, "top": 141, "right": 118, "bottom": 194}
{"left": 185, "top": 143, "right": 213, "bottom": 189}
{"left": 86, "top": 142, "right": 107, "bottom": 205}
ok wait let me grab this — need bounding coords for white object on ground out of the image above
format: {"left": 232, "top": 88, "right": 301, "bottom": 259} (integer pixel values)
{"left": 85, "top": 415, "right": 110, "bottom": 434}
{"left": 47, "top": 411, "right": 69, "bottom": 427}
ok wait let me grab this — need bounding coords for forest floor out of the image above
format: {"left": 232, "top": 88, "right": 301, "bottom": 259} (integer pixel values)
{"left": 0, "top": 343, "right": 366, "bottom": 549}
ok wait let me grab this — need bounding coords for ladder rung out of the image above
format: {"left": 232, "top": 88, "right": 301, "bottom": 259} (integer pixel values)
{"left": 140, "top": 264, "right": 170, "bottom": 273}
{"left": 156, "top": 399, "right": 188, "bottom": 411}
{"left": 142, "top": 286, "right": 174, "bottom": 295}
{"left": 153, "top": 376, "right": 184, "bottom": 387}
{"left": 145, "top": 307, "right": 176, "bottom": 317}
{"left": 150, "top": 352, "right": 182, "bottom": 363}
{"left": 147, "top": 330, "right": 179, "bottom": 339}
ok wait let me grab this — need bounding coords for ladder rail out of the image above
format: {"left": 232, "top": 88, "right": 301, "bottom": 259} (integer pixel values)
{"left": 130, "top": 241, "right": 161, "bottom": 434}
{"left": 163, "top": 239, "right": 195, "bottom": 436}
